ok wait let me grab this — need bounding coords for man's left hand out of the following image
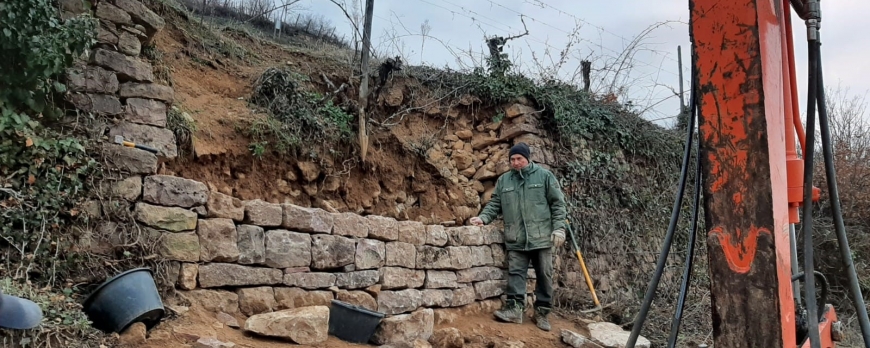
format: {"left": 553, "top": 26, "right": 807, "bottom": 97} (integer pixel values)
{"left": 551, "top": 229, "right": 566, "bottom": 251}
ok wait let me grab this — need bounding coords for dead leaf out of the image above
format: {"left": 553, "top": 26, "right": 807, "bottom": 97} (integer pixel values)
{"left": 25, "top": 138, "right": 33, "bottom": 147}
{"left": 27, "top": 175, "right": 35, "bottom": 184}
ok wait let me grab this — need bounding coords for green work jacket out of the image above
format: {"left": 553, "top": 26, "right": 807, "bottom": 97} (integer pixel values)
{"left": 478, "top": 162, "right": 567, "bottom": 251}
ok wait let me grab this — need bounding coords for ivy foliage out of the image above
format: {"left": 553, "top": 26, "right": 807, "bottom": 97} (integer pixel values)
{"left": 0, "top": 0, "right": 99, "bottom": 280}
{"left": 470, "top": 67, "right": 682, "bottom": 161}
{"left": 404, "top": 54, "right": 686, "bottom": 217}
{"left": 0, "top": 0, "right": 96, "bottom": 117}
{"left": 411, "top": 57, "right": 682, "bottom": 165}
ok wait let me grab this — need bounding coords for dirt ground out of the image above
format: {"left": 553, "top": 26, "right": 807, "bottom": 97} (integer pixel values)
{"left": 131, "top": 303, "right": 590, "bottom": 348}
{"left": 150, "top": 18, "right": 474, "bottom": 223}
{"left": 152, "top": 22, "right": 351, "bottom": 159}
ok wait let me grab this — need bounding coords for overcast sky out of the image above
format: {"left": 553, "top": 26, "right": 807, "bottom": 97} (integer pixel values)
{"left": 289, "top": 0, "right": 870, "bottom": 128}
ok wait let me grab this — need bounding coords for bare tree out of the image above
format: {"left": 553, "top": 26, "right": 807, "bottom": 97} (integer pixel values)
{"left": 528, "top": 20, "right": 582, "bottom": 82}
{"left": 813, "top": 84, "right": 870, "bottom": 223}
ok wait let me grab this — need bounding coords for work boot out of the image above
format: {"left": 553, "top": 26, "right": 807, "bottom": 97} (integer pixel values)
{"left": 494, "top": 300, "right": 524, "bottom": 324}
{"left": 534, "top": 307, "right": 551, "bottom": 331}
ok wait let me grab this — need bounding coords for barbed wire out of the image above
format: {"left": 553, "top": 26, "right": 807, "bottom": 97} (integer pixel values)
{"left": 364, "top": 0, "right": 688, "bottom": 120}
{"left": 409, "top": 0, "right": 684, "bottom": 79}
{"left": 473, "top": 0, "right": 685, "bottom": 76}
{"left": 520, "top": 0, "right": 686, "bottom": 65}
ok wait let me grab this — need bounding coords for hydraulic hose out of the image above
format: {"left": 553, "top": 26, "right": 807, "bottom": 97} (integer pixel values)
{"left": 793, "top": 271, "right": 829, "bottom": 318}
{"left": 666, "top": 121, "right": 702, "bottom": 348}
{"left": 795, "top": 271, "right": 831, "bottom": 346}
{"left": 801, "top": 36, "right": 821, "bottom": 348}
{"left": 625, "top": 54, "right": 698, "bottom": 348}
{"left": 815, "top": 42, "right": 870, "bottom": 346}
{"left": 817, "top": 271, "right": 829, "bottom": 317}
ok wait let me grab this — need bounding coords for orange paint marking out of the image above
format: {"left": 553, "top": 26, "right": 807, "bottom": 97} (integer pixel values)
{"left": 732, "top": 193, "right": 743, "bottom": 206}
{"left": 709, "top": 225, "right": 772, "bottom": 274}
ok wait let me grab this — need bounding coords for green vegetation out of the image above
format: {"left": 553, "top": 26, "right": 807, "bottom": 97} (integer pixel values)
{"left": 473, "top": 61, "right": 682, "bottom": 160}
{"left": 245, "top": 67, "right": 355, "bottom": 157}
{"left": 0, "top": 0, "right": 99, "bottom": 274}
{"left": 0, "top": 0, "right": 107, "bottom": 345}
{"left": 0, "top": 279, "right": 101, "bottom": 347}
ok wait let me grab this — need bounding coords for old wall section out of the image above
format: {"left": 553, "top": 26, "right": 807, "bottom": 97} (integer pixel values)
{"left": 62, "top": 0, "right": 178, "bottom": 165}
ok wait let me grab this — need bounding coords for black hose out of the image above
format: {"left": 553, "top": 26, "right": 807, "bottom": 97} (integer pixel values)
{"left": 795, "top": 271, "right": 831, "bottom": 347}
{"left": 625, "top": 52, "right": 698, "bottom": 348}
{"left": 792, "top": 271, "right": 829, "bottom": 322}
{"left": 666, "top": 121, "right": 702, "bottom": 348}
{"left": 817, "top": 271, "right": 829, "bottom": 317}
{"left": 815, "top": 42, "right": 870, "bottom": 346}
{"left": 801, "top": 37, "right": 821, "bottom": 348}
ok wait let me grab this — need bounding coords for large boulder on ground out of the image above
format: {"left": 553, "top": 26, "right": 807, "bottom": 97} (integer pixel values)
{"left": 587, "top": 322, "right": 650, "bottom": 348}
{"left": 372, "top": 308, "right": 434, "bottom": 345}
{"left": 243, "top": 306, "right": 329, "bottom": 344}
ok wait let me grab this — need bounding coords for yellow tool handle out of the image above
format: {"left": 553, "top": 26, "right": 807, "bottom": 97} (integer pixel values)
{"left": 576, "top": 250, "right": 601, "bottom": 307}
{"left": 122, "top": 141, "right": 136, "bottom": 148}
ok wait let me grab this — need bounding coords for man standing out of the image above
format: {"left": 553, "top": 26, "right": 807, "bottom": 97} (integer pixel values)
{"left": 470, "top": 142, "right": 567, "bottom": 331}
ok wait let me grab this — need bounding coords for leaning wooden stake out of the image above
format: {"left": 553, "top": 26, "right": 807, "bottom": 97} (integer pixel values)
{"left": 358, "top": 0, "right": 375, "bottom": 161}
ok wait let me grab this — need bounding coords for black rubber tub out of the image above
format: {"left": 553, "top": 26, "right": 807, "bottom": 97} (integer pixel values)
{"left": 328, "top": 299, "right": 385, "bottom": 343}
{"left": 82, "top": 268, "right": 165, "bottom": 333}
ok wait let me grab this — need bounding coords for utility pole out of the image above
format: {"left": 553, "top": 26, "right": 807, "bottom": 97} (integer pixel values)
{"left": 678, "top": 45, "right": 685, "bottom": 113}
{"left": 358, "top": 0, "right": 374, "bottom": 162}
{"left": 676, "top": 45, "right": 689, "bottom": 131}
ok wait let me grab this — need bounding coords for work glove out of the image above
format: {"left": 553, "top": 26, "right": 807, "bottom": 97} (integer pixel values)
{"left": 469, "top": 216, "right": 484, "bottom": 226}
{"left": 551, "top": 228, "right": 566, "bottom": 251}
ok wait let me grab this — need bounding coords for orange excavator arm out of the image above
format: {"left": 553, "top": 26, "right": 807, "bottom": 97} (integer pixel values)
{"left": 688, "top": 0, "right": 831, "bottom": 346}
{"left": 627, "top": 1, "right": 870, "bottom": 347}
{"left": 688, "top": 0, "right": 852, "bottom": 347}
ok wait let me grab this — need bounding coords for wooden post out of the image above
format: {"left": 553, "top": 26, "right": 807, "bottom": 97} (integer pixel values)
{"left": 581, "top": 60, "right": 591, "bottom": 92}
{"left": 677, "top": 45, "right": 685, "bottom": 114}
{"left": 690, "top": 0, "right": 796, "bottom": 347}
{"left": 358, "top": 0, "right": 374, "bottom": 162}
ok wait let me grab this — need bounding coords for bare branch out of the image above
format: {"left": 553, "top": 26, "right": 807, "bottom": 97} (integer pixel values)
{"left": 318, "top": 73, "right": 349, "bottom": 104}
{"left": 243, "top": 0, "right": 302, "bottom": 23}
{"left": 326, "top": 0, "right": 363, "bottom": 43}
{"left": 503, "top": 16, "right": 530, "bottom": 42}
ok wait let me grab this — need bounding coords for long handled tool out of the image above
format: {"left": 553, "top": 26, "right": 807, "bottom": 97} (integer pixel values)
{"left": 114, "top": 135, "right": 158, "bottom": 154}
{"left": 565, "top": 219, "right": 608, "bottom": 313}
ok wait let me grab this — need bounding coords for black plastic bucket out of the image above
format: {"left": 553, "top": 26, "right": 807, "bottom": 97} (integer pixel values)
{"left": 82, "top": 268, "right": 165, "bottom": 333}
{"left": 328, "top": 299, "right": 385, "bottom": 343}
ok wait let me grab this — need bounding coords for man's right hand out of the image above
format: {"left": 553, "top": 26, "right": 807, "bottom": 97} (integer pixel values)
{"left": 469, "top": 217, "right": 484, "bottom": 226}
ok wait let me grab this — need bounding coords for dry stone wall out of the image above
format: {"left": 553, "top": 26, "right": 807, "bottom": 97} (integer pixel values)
{"left": 128, "top": 173, "right": 534, "bottom": 317}
{"left": 61, "top": 0, "right": 178, "bottom": 166}
{"left": 89, "top": 171, "right": 535, "bottom": 320}
{"left": 62, "top": 0, "right": 535, "bottom": 326}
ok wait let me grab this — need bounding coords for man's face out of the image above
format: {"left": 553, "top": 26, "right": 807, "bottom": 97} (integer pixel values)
{"left": 510, "top": 154, "right": 529, "bottom": 170}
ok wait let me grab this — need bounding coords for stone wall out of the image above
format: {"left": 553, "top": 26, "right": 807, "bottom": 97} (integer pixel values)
{"left": 62, "top": 0, "right": 177, "bottom": 166}
{"left": 131, "top": 174, "right": 531, "bottom": 318}
{"left": 61, "top": 0, "right": 530, "bottom": 332}
{"left": 84, "top": 155, "right": 528, "bottom": 326}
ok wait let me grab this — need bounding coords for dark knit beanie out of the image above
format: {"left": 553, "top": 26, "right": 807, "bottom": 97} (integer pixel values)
{"left": 509, "top": 142, "right": 531, "bottom": 161}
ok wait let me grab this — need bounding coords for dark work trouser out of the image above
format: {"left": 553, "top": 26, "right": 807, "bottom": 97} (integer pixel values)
{"left": 506, "top": 247, "right": 553, "bottom": 309}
